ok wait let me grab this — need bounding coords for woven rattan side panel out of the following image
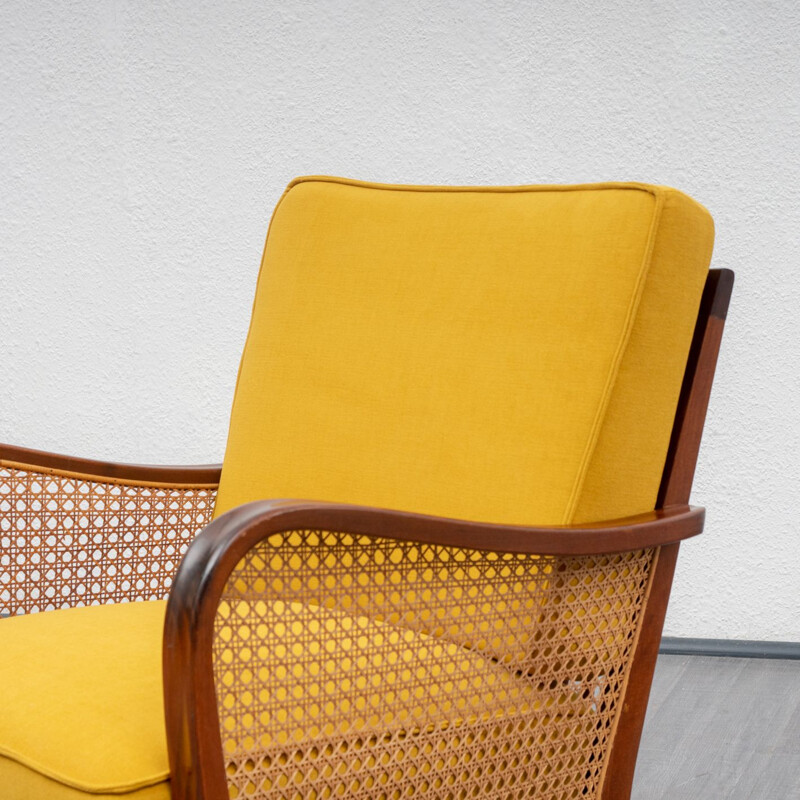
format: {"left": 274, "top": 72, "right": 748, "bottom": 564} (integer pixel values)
{"left": 0, "top": 465, "right": 217, "bottom": 616}
{"left": 213, "top": 531, "right": 655, "bottom": 800}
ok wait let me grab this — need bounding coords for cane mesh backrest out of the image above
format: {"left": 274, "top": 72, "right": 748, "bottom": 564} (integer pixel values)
{"left": 214, "top": 531, "right": 656, "bottom": 799}
{"left": 216, "top": 178, "right": 713, "bottom": 526}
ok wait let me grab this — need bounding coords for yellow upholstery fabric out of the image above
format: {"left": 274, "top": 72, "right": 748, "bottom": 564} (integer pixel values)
{"left": 0, "top": 758, "right": 169, "bottom": 800}
{"left": 573, "top": 187, "right": 715, "bottom": 522}
{"left": 0, "top": 602, "right": 170, "bottom": 797}
{"left": 216, "top": 178, "right": 713, "bottom": 525}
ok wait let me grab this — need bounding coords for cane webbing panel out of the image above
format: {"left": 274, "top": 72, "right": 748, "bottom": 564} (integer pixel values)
{"left": 213, "top": 531, "right": 656, "bottom": 800}
{"left": 0, "top": 465, "right": 217, "bottom": 616}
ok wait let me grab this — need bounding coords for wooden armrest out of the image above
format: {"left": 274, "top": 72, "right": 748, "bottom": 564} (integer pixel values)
{"left": 0, "top": 443, "right": 221, "bottom": 616}
{"left": 0, "top": 442, "right": 221, "bottom": 486}
{"left": 163, "top": 499, "right": 704, "bottom": 800}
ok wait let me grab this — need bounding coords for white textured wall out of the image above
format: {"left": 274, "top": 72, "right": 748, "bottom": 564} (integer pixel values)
{"left": 1, "top": 1, "right": 798, "bottom": 641}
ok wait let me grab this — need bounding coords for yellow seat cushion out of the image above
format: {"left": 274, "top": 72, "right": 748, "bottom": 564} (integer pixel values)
{"left": 216, "top": 178, "right": 713, "bottom": 525}
{"left": 0, "top": 761, "right": 169, "bottom": 800}
{"left": 2, "top": 598, "right": 548, "bottom": 798}
{"left": 0, "top": 602, "right": 170, "bottom": 799}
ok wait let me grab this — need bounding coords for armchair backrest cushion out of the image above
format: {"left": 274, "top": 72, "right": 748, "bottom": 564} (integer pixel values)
{"left": 215, "top": 178, "right": 713, "bottom": 525}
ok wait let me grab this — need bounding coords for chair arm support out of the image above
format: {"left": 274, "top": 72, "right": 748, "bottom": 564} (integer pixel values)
{"left": 0, "top": 443, "right": 221, "bottom": 616}
{"left": 163, "top": 498, "right": 704, "bottom": 800}
{"left": 0, "top": 442, "right": 221, "bottom": 486}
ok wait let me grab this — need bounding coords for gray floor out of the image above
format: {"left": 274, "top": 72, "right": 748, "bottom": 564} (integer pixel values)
{"left": 632, "top": 655, "right": 800, "bottom": 799}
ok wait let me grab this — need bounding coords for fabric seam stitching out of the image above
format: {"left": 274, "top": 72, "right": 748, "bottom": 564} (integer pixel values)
{"left": 0, "top": 748, "right": 167, "bottom": 794}
{"left": 562, "top": 189, "right": 666, "bottom": 524}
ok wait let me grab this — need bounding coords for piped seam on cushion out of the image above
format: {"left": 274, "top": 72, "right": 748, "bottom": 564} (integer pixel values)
{"left": 561, "top": 188, "right": 667, "bottom": 525}
{"left": 0, "top": 745, "right": 168, "bottom": 794}
{"left": 287, "top": 175, "right": 670, "bottom": 197}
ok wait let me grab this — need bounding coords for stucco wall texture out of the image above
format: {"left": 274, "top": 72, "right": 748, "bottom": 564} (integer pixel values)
{"left": 1, "top": 1, "right": 798, "bottom": 641}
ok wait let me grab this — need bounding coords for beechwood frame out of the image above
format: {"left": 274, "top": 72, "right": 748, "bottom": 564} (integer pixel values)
{"left": 0, "top": 268, "right": 734, "bottom": 800}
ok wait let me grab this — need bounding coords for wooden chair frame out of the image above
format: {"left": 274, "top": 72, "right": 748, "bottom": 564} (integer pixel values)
{"left": 0, "top": 268, "right": 733, "bottom": 800}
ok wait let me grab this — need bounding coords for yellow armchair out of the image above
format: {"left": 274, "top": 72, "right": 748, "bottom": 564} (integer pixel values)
{"left": 0, "top": 178, "right": 733, "bottom": 800}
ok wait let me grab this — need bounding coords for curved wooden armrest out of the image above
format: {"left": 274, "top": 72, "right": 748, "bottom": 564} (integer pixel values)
{"left": 163, "top": 499, "right": 704, "bottom": 800}
{"left": 0, "top": 442, "right": 221, "bottom": 486}
{"left": 0, "top": 443, "right": 221, "bottom": 616}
